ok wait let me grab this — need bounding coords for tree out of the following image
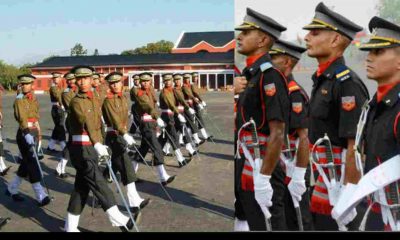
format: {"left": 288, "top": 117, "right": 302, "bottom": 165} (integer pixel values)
{"left": 93, "top": 49, "right": 99, "bottom": 56}
{"left": 70, "top": 43, "right": 88, "bottom": 56}
{"left": 121, "top": 40, "right": 174, "bottom": 55}
{"left": 377, "top": 0, "right": 400, "bottom": 24}
{"left": 0, "top": 61, "right": 21, "bottom": 90}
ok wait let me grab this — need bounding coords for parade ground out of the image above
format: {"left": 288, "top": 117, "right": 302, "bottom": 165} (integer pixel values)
{"left": 0, "top": 91, "right": 234, "bottom": 232}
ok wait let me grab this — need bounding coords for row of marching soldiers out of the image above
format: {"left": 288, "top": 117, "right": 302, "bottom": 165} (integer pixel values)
{"left": 234, "top": 2, "right": 400, "bottom": 232}
{"left": 2, "top": 66, "right": 212, "bottom": 232}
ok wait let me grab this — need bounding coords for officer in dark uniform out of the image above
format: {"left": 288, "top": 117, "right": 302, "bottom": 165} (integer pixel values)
{"left": 102, "top": 72, "right": 150, "bottom": 214}
{"left": 269, "top": 39, "right": 314, "bottom": 230}
{"left": 129, "top": 74, "right": 141, "bottom": 136}
{"left": 132, "top": 72, "right": 175, "bottom": 186}
{"left": 333, "top": 16, "right": 400, "bottom": 231}
{"left": 55, "top": 72, "right": 77, "bottom": 179}
{"left": 6, "top": 74, "right": 51, "bottom": 207}
{"left": 159, "top": 73, "right": 191, "bottom": 167}
{"left": 48, "top": 72, "right": 66, "bottom": 152}
{"left": 303, "top": 2, "right": 369, "bottom": 230}
{"left": 234, "top": 8, "right": 290, "bottom": 231}
{"left": 64, "top": 66, "right": 135, "bottom": 232}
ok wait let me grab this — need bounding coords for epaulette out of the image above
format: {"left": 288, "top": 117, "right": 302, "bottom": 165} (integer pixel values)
{"left": 288, "top": 81, "right": 301, "bottom": 94}
{"left": 137, "top": 89, "right": 144, "bottom": 97}
{"left": 335, "top": 65, "right": 351, "bottom": 82}
{"left": 16, "top": 93, "right": 24, "bottom": 99}
{"left": 260, "top": 62, "right": 273, "bottom": 72}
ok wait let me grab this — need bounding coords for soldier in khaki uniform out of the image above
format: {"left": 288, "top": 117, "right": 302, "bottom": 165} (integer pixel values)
{"left": 55, "top": 73, "right": 77, "bottom": 178}
{"left": 159, "top": 73, "right": 191, "bottom": 167}
{"left": 6, "top": 74, "right": 51, "bottom": 207}
{"left": 47, "top": 72, "right": 66, "bottom": 152}
{"left": 129, "top": 74, "right": 141, "bottom": 135}
{"left": 173, "top": 74, "right": 202, "bottom": 156}
{"left": 0, "top": 83, "right": 11, "bottom": 176}
{"left": 189, "top": 72, "right": 212, "bottom": 141}
{"left": 102, "top": 72, "right": 150, "bottom": 214}
{"left": 92, "top": 72, "right": 108, "bottom": 106}
{"left": 132, "top": 72, "right": 175, "bottom": 186}
{"left": 181, "top": 74, "right": 206, "bottom": 146}
{"left": 64, "top": 66, "right": 135, "bottom": 232}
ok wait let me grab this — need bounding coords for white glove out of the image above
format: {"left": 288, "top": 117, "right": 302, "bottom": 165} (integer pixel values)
{"left": 94, "top": 143, "right": 109, "bottom": 157}
{"left": 123, "top": 133, "right": 136, "bottom": 146}
{"left": 254, "top": 172, "right": 273, "bottom": 209}
{"left": 332, "top": 183, "right": 358, "bottom": 226}
{"left": 178, "top": 114, "right": 186, "bottom": 123}
{"left": 198, "top": 103, "right": 204, "bottom": 110}
{"left": 38, "top": 140, "right": 42, "bottom": 150}
{"left": 25, "top": 133, "right": 35, "bottom": 145}
{"left": 188, "top": 108, "right": 196, "bottom": 115}
{"left": 157, "top": 118, "right": 165, "bottom": 128}
{"left": 202, "top": 101, "right": 206, "bottom": 107}
{"left": 157, "top": 102, "right": 160, "bottom": 107}
{"left": 287, "top": 167, "right": 307, "bottom": 202}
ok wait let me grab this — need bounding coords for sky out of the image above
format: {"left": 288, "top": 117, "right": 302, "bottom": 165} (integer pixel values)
{"left": 0, "top": 0, "right": 233, "bottom": 66}
{"left": 235, "top": 0, "right": 379, "bottom": 41}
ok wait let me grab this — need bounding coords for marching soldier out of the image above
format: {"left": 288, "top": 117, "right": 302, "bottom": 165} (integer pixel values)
{"left": 129, "top": 74, "right": 141, "bottom": 135}
{"left": 182, "top": 74, "right": 207, "bottom": 144}
{"left": 64, "top": 66, "right": 135, "bottom": 232}
{"left": 6, "top": 74, "right": 51, "bottom": 207}
{"left": 0, "top": 83, "right": 11, "bottom": 176}
{"left": 55, "top": 73, "right": 77, "bottom": 178}
{"left": 333, "top": 16, "right": 400, "bottom": 231}
{"left": 132, "top": 72, "right": 175, "bottom": 186}
{"left": 189, "top": 72, "right": 212, "bottom": 141}
{"left": 92, "top": 72, "right": 108, "bottom": 105}
{"left": 47, "top": 72, "right": 66, "bottom": 152}
{"left": 159, "top": 73, "right": 191, "bottom": 167}
{"left": 234, "top": 8, "right": 290, "bottom": 231}
{"left": 269, "top": 39, "right": 314, "bottom": 230}
{"left": 102, "top": 72, "right": 150, "bottom": 214}
{"left": 303, "top": 2, "right": 369, "bottom": 230}
{"left": 173, "top": 73, "right": 199, "bottom": 157}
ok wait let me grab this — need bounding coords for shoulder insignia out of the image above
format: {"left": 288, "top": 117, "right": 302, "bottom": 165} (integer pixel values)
{"left": 342, "top": 96, "right": 356, "bottom": 111}
{"left": 260, "top": 62, "right": 273, "bottom": 72}
{"left": 335, "top": 65, "right": 351, "bottom": 82}
{"left": 16, "top": 93, "right": 24, "bottom": 99}
{"left": 264, "top": 83, "right": 276, "bottom": 97}
{"left": 288, "top": 81, "right": 301, "bottom": 94}
{"left": 292, "top": 102, "right": 303, "bottom": 114}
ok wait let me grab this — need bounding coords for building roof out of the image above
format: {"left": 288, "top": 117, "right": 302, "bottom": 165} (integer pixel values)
{"left": 32, "top": 51, "right": 234, "bottom": 69}
{"left": 176, "top": 31, "right": 234, "bottom": 48}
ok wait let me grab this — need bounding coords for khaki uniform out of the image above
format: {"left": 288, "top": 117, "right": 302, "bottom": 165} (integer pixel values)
{"left": 102, "top": 92, "right": 137, "bottom": 185}
{"left": 190, "top": 83, "right": 207, "bottom": 130}
{"left": 13, "top": 93, "right": 41, "bottom": 183}
{"left": 129, "top": 86, "right": 140, "bottom": 134}
{"left": 174, "top": 86, "right": 199, "bottom": 136}
{"left": 49, "top": 85, "right": 66, "bottom": 142}
{"left": 133, "top": 88, "right": 164, "bottom": 166}
{"left": 159, "top": 87, "right": 180, "bottom": 149}
{"left": 66, "top": 91, "right": 117, "bottom": 214}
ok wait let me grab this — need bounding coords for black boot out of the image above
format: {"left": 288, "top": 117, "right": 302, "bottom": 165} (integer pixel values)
{"left": 5, "top": 189, "right": 24, "bottom": 202}
{"left": 119, "top": 211, "right": 141, "bottom": 232}
{"left": 161, "top": 175, "right": 176, "bottom": 186}
{"left": 130, "top": 198, "right": 151, "bottom": 215}
{"left": 0, "top": 217, "right": 10, "bottom": 230}
{"left": 0, "top": 166, "right": 12, "bottom": 176}
{"left": 38, "top": 196, "right": 51, "bottom": 207}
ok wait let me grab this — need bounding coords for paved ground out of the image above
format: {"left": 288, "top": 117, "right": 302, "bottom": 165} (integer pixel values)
{"left": 0, "top": 91, "right": 234, "bottom": 232}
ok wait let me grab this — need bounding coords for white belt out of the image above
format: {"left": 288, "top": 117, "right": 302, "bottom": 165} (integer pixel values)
{"left": 27, "top": 122, "right": 35, "bottom": 128}
{"left": 161, "top": 109, "right": 173, "bottom": 114}
{"left": 106, "top": 127, "right": 115, "bottom": 132}
{"left": 72, "top": 135, "right": 90, "bottom": 142}
{"left": 178, "top": 106, "right": 184, "bottom": 112}
{"left": 141, "top": 115, "right": 154, "bottom": 122}
{"left": 51, "top": 102, "right": 60, "bottom": 106}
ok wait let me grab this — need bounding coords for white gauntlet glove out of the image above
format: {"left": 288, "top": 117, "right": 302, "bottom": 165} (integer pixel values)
{"left": 254, "top": 172, "right": 273, "bottom": 209}
{"left": 157, "top": 118, "right": 165, "bottom": 128}
{"left": 198, "top": 103, "right": 204, "bottom": 110}
{"left": 188, "top": 108, "right": 196, "bottom": 115}
{"left": 123, "top": 133, "right": 136, "bottom": 146}
{"left": 94, "top": 143, "right": 109, "bottom": 157}
{"left": 178, "top": 114, "right": 186, "bottom": 124}
{"left": 25, "top": 133, "right": 35, "bottom": 145}
{"left": 287, "top": 167, "right": 307, "bottom": 202}
{"left": 201, "top": 101, "right": 206, "bottom": 107}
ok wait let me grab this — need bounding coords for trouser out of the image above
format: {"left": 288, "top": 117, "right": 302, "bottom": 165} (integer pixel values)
{"left": 194, "top": 103, "right": 206, "bottom": 129}
{"left": 67, "top": 144, "right": 116, "bottom": 215}
{"left": 159, "top": 114, "right": 179, "bottom": 150}
{"left": 134, "top": 122, "right": 164, "bottom": 166}
{"left": 50, "top": 106, "right": 66, "bottom": 142}
{"left": 129, "top": 107, "right": 140, "bottom": 135}
{"left": 283, "top": 185, "right": 314, "bottom": 231}
{"left": 0, "top": 128, "right": 4, "bottom": 157}
{"left": 235, "top": 156, "right": 287, "bottom": 231}
{"left": 16, "top": 129, "right": 41, "bottom": 183}
{"left": 183, "top": 109, "right": 199, "bottom": 134}
{"left": 105, "top": 134, "right": 138, "bottom": 185}
{"left": 175, "top": 115, "right": 192, "bottom": 145}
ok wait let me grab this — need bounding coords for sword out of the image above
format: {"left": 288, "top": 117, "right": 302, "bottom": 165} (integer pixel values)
{"left": 193, "top": 114, "right": 216, "bottom": 144}
{"left": 31, "top": 144, "right": 54, "bottom": 200}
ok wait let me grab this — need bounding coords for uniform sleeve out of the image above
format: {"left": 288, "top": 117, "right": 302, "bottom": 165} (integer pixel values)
{"left": 289, "top": 91, "right": 309, "bottom": 130}
{"left": 102, "top": 99, "right": 126, "bottom": 135}
{"left": 175, "top": 90, "right": 190, "bottom": 110}
{"left": 338, "top": 79, "right": 368, "bottom": 139}
{"left": 14, "top": 99, "right": 29, "bottom": 134}
{"left": 56, "top": 88, "right": 63, "bottom": 104}
{"left": 130, "top": 88, "right": 137, "bottom": 102}
{"left": 191, "top": 85, "right": 202, "bottom": 101}
{"left": 137, "top": 93, "right": 159, "bottom": 119}
{"left": 162, "top": 93, "right": 180, "bottom": 115}
{"left": 262, "top": 71, "right": 289, "bottom": 123}
{"left": 183, "top": 86, "right": 195, "bottom": 100}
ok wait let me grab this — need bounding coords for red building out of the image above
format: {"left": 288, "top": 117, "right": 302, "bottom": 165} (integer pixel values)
{"left": 30, "top": 31, "right": 235, "bottom": 93}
